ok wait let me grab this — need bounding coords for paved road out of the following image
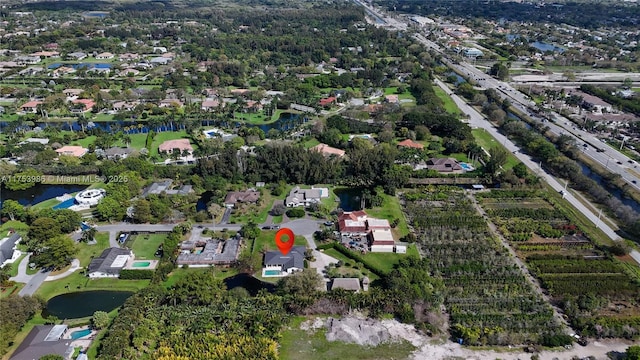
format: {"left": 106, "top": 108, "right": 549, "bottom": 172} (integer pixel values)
{"left": 18, "top": 270, "right": 49, "bottom": 296}
{"left": 10, "top": 253, "right": 33, "bottom": 283}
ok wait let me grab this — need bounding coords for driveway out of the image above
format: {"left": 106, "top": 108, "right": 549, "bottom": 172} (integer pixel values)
{"left": 10, "top": 253, "right": 33, "bottom": 283}
{"left": 18, "top": 270, "right": 49, "bottom": 297}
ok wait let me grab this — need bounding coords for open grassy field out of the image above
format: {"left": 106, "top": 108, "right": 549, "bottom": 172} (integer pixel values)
{"left": 364, "top": 194, "right": 409, "bottom": 238}
{"left": 279, "top": 316, "right": 416, "bottom": 360}
{"left": 433, "top": 86, "right": 460, "bottom": 115}
{"left": 471, "top": 128, "right": 519, "bottom": 170}
{"left": 361, "top": 244, "right": 419, "bottom": 273}
{"left": 128, "top": 233, "right": 166, "bottom": 260}
{"left": 253, "top": 230, "right": 307, "bottom": 253}
{"left": 0, "top": 220, "right": 29, "bottom": 234}
{"left": 149, "top": 130, "right": 191, "bottom": 157}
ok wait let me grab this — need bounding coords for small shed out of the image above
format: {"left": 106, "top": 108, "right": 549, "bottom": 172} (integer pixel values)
{"left": 471, "top": 184, "right": 485, "bottom": 190}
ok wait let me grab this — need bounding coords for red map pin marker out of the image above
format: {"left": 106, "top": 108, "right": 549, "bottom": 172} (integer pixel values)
{"left": 275, "top": 228, "right": 295, "bottom": 256}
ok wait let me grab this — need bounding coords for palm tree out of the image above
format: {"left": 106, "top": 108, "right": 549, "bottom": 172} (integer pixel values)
{"left": 80, "top": 227, "right": 97, "bottom": 243}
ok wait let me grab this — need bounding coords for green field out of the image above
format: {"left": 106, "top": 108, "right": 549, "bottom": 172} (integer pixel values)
{"left": 128, "top": 233, "right": 166, "bottom": 260}
{"left": 279, "top": 316, "right": 416, "bottom": 360}
{"left": 163, "top": 267, "right": 239, "bottom": 288}
{"left": 471, "top": 129, "right": 519, "bottom": 170}
{"left": 253, "top": 230, "right": 307, "bottom": 253}
{"left": 364, "top": 194, "right": 409, "bottom": 238}
{"left": 433, "top": 86, "right": 460, "bottom": 115}
{"left": 361, "top": 244, "right": 420, "bottom": 273}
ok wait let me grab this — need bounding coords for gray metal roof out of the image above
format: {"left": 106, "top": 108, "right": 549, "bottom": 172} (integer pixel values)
{"left": 264, "top": 246, "right": 306, "bottom": 271}
{"left": 0, "top": 233, "right": 21, "bottom": 264}
{"left": 177, "top": 238, "right": 241, "bottom": 265}
{"left": 10, "top": 325, "right": 73, "bottom": 360}
{"left": 88, "top": 247, "right": 131, "bottom": 275}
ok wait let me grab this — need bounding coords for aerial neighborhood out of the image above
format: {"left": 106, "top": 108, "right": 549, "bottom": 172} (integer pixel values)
{"left": 0, "top": 0, "right": 639, "bottom": 359}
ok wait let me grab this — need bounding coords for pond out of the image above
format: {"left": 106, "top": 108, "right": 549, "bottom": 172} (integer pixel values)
{"left": 255, "top": 112, "right": 308, "bottom": 132}
{"left": 0, "top": 184, "right": 87, "bottom": 208}
{"left": 44, "top": 290, "right": 133, "bottom": 319}
{"left": 196, "top": 191, "right": 215, "bottom": 212}
{"left": 531, "top": 41, "right": 565, "bottom": 53}
{"left": 224, "top": 273, "right": 275, "bottom": 296}
{"left": 334, "top": 188, "right": 364, "bottom": 212}
{"left": 578, "top": 162, "right": 640, "bottom": 213}
{"left": 446, "top": 71, "right": 466, "bottom": 86}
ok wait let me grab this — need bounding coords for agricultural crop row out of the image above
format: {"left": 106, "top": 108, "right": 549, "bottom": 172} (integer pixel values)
{"left": 481, "top": 190, "right": 640, "bottom": 339}
{"left": 403, "top": 189, "right": 562, "bottom": 346}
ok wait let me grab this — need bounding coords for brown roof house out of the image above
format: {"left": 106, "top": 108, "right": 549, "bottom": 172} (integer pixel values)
{"left": 224, "top": 190, "right": 260, "bottom": 208}
{"left": 158, "top": 139, "right": 193, "bottom": 155}
{"left": 425, "top": 158, "right": 462, "bottom": 172}
{"left": 310, "top": 143, "right": 345, "bottom": 158}
{"left": 397, "top": 139, "right": 424, "bottom": 149}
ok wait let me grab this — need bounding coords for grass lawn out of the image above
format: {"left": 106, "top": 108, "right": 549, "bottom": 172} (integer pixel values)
{"left": 71, "top": 135, "right": 97, "bottom": 148}
{"left": 279, "top": 316, "right": 416, "bottom": 360}
{"left": 253, "top": 230, "right": 307, "bottom": 254}
{"left": 322, "top": 248, "right": 380, "bottom": 281}
{"left": 149, "top": 130, "right": 190, "bottom": 157}
{"left": 303, "top": 138, "right": 320, "bottom": 149}
{"left": 128, "top": 233, "right": 166, "bottom": 260}
{"left": 471, "top": 129, "right": 519, "bottom": 170}
{"left": 361, "top": 244, "right": 419, "bottom": 273}
{"left": 229, "top": 191, "right": 275, "bottom": 224}
{"left": 7, "top": 253, "right": 27, "bottom": 277}
{"left": 0, "top": 283, "right": 24, "bottom": 299}
{"left": 365, "top": 194, "right": 409, "bottom": 238}
{"left": 163, "top": 267, "right": 239, "bottom": 288}
{"left": 433, "top": 86, "right": 460, "bottom": 115}
{"left": 0, "top": 220, "right": 29, "bottom": 234}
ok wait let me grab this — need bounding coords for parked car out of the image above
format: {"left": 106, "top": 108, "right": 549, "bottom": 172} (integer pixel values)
{"left": 323, "top": 221, "right": 334, "bottom": 226}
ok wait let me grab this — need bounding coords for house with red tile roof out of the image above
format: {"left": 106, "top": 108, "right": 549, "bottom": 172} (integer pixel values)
{"left": 397, "top": 139, "right": 424, "bottom": 149}
{"left": 319, "top": 96, "right": 336, "bottom": 107}
{"left": 20, "top": 101, "right": 43, "bottom": 113}
{"left": 56, "top": 145, "right": 88, "bottom": 157}
{"left": 337, "top": 210, "right": 398, "bottom": 252}
{"left": 310, "top": 143, "right": 345, "bottom": 158}
{"left": 71, "top": 99, "right": 95, "bottom": 113}
{"left": 159, "top": 139, "right": 193, "bottom": 155}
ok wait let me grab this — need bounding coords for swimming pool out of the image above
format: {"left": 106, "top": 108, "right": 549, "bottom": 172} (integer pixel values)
{"left": 53, "top": 198, "right": 76, "bottom": 210}
{"left": 263, "top": 270, "right": 282, "bottom": 276}
{"left": 70, "top": 329, "right": 91, "bottom": 340}
{"left": 131, "top": 261, "right": 151, "bottom": 268}
{"left": 460, "top": 163, "right": 474, "bottom": 171}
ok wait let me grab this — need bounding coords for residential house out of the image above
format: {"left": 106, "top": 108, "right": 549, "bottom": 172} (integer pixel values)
{"left": 95, "top": 52, "right": 114, "bottom": 60}
{"left": 337, "top": 210, "right": 398, "bottom": 253}
{"left": 150, "top": 57, "right": 171, "bottom": 65}
{"left": 397, "top": 139, "right": 424, "bottom": 149}
{"left": 176, "top": 238, "right": 241, "bottom": 267}
{"left": 159, "top": 99, "right": 183, "bottom": 108}
{"left": 337, "top": 210, "right": 369, "bottom": 236}
{"left": 0, "top": 233, "right": 22, "bottom": 266}
{"left": 66, "top": 52, "right": 87, "bottom": 60}
{"left": 262, "top": 246, "right": 306, "bottom": 277}
{"left": 30, "top": 51, "right": 59, "bottom": 58}
{"left": 10, "top": 325, "right": 73, "bottom": 360}
{"left": 71, "top": 99, "right": 95, "bottom": 113}
{"left": 575, "top": 91, "right": 613, "bottom": 113}
{"left": 20, "top": 100, "right": 43, "bottom": 113}
{"left": 87, "top": 247, "right": 132, "bottom": 278}
{"left": 329, "top": 278, "right": 368, "bottom": 292}
{"left": 15, "top": 56, "right": 41, "bottom": 65}
{"left": 112, "top": 101, "right": 138, "bottom": 111}
{"left": 385, "top": 94, "right": 399, "bottom": 104}
{"left": 224, "top": 190, "right": 260, "bottom": 208}
{"left": 319, "top": 96, "right": 337, "bottom": 107}
{"left": 63, "top": 88, "right": 84, "bottom": 97}
{"left": 201, "top": 99, "right": 221, "bottom": 111}
{"left": 310, "top": 143, "right": 346, "bottom": 158}
{"left": 55, "top": 145, "right": 88, "bottom": 157}
{"left": 230, "top": 88, "right": 251, "bottom": 96}
{"left": 118, "top": 68, "right": 140, "bottom": 77}
{"left": 19, "top": 138, "right": 49, "bottom": 145}
{"left": 158, "top": 139, "right": 193, "bottom": 155}
{"left": 425, "top": 158, "right": 462, "bottom": 172}
{"left": 103, "top": 147, "right": 135, "bottom": 160}
{"left": 285, "top": 186, "right": 328, "bottom": 207}
{"left": 141, "top": 179, "right": 193, "bottom": 197}
{"left": 119, "top": 53, "right": 140, "bottom": 61}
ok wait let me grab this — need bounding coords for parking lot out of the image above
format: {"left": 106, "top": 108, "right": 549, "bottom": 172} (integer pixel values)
{"left": 340, "top": 234, "right": 369, "bottom": 253}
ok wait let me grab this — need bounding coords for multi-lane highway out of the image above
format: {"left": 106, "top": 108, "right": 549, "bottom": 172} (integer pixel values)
{"left": 355, "top": 1, "right": 640, "bottom": 264}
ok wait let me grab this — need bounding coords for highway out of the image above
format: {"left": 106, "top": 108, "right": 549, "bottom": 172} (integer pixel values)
{"left": 356, "top": 2, "right": 640, "bottom": 264}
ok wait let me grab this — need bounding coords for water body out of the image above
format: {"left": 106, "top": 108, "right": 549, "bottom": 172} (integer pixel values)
{"left": 196, "top": 191, "right": 214, "bottom": 212}
{"left": 44, "top": 290, "right": 133, "bottom": 319}
{"left": 530, "top": 41, "right": 565, "bottom": 53}
{"left": 0, "top": 184, "right": 87, "bottom": 208}
{"left": 578, "top": 163, "right": 640, "bottom": 213}
{"left": 223, "top": 273, "right": 275, "bottom": 296}
{"left": 334, "top": 188, "right": 363, "bottom": 212}
{"left": 48, "top": 63, "right": 112, "bottom": 70}
{"left": 446, "top": 71, "right": 466, "bottom": 86}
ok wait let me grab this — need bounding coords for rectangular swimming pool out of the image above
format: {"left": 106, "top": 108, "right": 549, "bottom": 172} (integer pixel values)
{"left": 53, "top": 198, "right": 76, "bottom": 210}
{"left": 263, "top": 270, "right": 282, "bottom": 276}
